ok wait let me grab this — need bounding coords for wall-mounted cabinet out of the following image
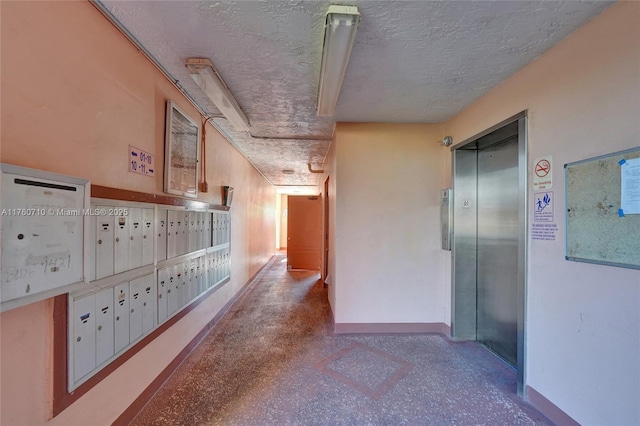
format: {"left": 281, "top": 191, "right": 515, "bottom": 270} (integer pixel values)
{"left": 68, "top": 199, "right": 230, "bottom": 391}
{"left": 0, "top": 164, "right": 90, "bottom": 311}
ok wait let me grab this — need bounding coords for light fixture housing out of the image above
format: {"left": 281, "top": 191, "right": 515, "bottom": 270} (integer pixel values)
{"left": 185, "top": 58, "right": 250, "bottom": 132}
{"left": 316, "top": 5, "right": 360, "bottom": 117}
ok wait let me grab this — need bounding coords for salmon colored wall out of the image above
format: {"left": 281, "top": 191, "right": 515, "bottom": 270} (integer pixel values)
{"left": 0, "top": 2, "right": 275, "bottom": 424}
{"left": 0, "top": 300, "right": 54, "bottom": 421}
{"left": 443, "top": 2, "right": 639, "bottom": 424}
{"left": 332, "top": 123, "right": 448, "bottom": 325}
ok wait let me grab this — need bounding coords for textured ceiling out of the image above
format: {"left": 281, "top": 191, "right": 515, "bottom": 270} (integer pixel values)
{"left": 98, "top": 0, "right": 612, "bottom": 193}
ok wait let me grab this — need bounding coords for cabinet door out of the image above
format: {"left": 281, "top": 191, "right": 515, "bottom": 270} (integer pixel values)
{"left": 142, "top": 209, "right": 155, "bottom": 266}
{"left": 157, "top": 209, "right": 168, "bottom": 262}
{"left": 180, "top": 212, "right": 190, "bottom": 255}
{"left": 157, "top": 267, "right": 169, "bottom": 323}
{"left": 72, "top": 294, "right": 96, "bottom": 381}
{"left": 181, "top": 262, "right": 191, "bottom": 307}
{"left": 114, "top": 215, "right": 130, "bottom": 274}
{"left": 166, "top": 265, "right": 179, "bottom": 316}
{"left": 198, "top": 256, "right": 206, "bottom": 295}
{"left": 206, "top": 252, "right": 213, "bottom": 289}
{"left": 139, "top": 274, "right": 156, "bottom": 333}
{"left": 114, "top": 282, "right": 130, "bottom": 353}
{"left": 204, "top": 212, "right": 212, "bottom": 248}
{"left": 95, "top": 287, "right": 114, "bottom": 366}
{"left": 188, "top": 211, "right": 197, "bottom": 253}
{"left": 167, "top": 210, "right": 178, "bottom": 259}
{"left": 212, "top": 213, "right": 219, "bottom": 246}
{"left": 95, "top": 209, "right": 115, "bottom": 279}
{"left": 129, "top": 208, "right": 143, "bottom": 270}
{"left": 129, "top": 277, "right": 144, "bottom": 343}
{"left": 224, "top": 249, "right": 231, "bottom": 280}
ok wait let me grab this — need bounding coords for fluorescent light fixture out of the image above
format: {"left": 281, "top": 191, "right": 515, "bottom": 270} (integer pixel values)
{"left": 185, "top": 58, "right": 250, "bottom": 132}
{"left": 317, "top": 5, "right": 360, "bottom": 117}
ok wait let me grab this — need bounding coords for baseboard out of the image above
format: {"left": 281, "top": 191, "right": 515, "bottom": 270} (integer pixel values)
{"left": 526, "top": 385, "right": 580, "bottom": 426}
{"left": 334, "top": 322, "right": 451, "bottom": 336}
{"left": 112, "top": 255, "right": 278, "bottom": 425}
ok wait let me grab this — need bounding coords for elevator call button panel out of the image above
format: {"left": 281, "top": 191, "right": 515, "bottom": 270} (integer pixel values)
{"left": 441, "top": 189, "right": 452, "bottom": 251}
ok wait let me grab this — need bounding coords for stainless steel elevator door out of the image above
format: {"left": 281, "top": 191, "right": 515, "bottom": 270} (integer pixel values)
{"left": 476, "top": 136, "right": 519, "bottom": 366}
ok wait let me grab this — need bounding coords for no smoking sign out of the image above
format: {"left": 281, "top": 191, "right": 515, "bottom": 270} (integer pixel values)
{"left": 535, "top": 159, "right": 550, "bottom": 177}
{"left": 533, "top": 156, "right": 552, "bottom": 190}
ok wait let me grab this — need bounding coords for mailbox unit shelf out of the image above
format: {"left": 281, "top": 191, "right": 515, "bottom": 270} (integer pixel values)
{"left": 68, "top": 200, "right": 230, "bottom": 391}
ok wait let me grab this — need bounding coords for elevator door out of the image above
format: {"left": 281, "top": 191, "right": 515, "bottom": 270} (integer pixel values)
{"left": 476, "top": 137, "right": 519, "bottom": 366}
{"left": 452, "top": 114, "right": 526, "bottom": 392}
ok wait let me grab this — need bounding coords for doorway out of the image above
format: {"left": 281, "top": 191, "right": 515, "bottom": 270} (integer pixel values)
{"left": 287, "top": 195, "right": 322, "bottom": 271}
{"left": 451, "top": 112, "right": 527, "bottom": 394}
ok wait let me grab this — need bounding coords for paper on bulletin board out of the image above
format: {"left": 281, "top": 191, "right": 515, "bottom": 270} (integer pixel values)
{"left": 620, "top": 157, "right": 640, "bottom": 215}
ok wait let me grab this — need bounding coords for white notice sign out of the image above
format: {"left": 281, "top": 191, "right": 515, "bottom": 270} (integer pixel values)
{"left": 620, "top": 157, "right": 640, "bottom": 215}
{"left": 534, "top": 192, "right": 554, "bottom": 222}
{"left": 129, "top": 146, "right": 156, "bottom": 177}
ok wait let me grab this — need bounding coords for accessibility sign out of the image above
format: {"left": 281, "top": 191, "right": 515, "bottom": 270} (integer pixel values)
{"left": 533, "top": 156, "right": 552, "bottom": 190}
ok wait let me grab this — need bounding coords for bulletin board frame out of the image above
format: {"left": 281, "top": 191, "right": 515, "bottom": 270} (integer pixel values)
{"left": 564, "top": 147, "right": 640, "bottom": 270}
{"left": 164, "top": 100, "right": 200, "bottom": 199}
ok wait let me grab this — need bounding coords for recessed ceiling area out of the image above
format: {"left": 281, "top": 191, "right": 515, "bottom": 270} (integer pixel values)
{"left": 97, "top": 0, "right": 612, "bottom": 194}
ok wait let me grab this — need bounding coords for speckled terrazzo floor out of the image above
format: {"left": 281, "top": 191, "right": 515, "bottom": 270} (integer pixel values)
{"left": 130, "top": 255, "right": 553, "bottom": 426}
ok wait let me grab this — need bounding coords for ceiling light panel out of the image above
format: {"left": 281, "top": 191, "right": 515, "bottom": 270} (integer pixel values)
{"left": 185, "top": 58, "right": 251, "bottom": 132}
{"left": 316, "top": 5, "right": 360, "bottom": 117}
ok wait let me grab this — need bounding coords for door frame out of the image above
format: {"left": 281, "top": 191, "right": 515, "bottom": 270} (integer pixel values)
{"left": 323, "top": 176, "right": 330, "bottom": 283}
{"left": 450, "top": 111, "right": 528, "bottom": 395}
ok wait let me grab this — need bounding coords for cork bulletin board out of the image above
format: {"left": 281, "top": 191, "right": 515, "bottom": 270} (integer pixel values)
{"left": 565, "top": 147, "right": 640, "bottom": 270}
{"left": 164, "top": 100, "right": 200, "bottom": 199}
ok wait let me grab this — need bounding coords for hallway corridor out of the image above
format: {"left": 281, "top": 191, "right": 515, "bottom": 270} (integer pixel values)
{"left": 131, "top": 255, "right": 552, "bottom": 425}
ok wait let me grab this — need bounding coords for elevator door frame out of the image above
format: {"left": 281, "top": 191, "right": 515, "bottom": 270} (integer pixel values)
{"left": 450, "top": 111, "right": 528, "bottom": 396}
